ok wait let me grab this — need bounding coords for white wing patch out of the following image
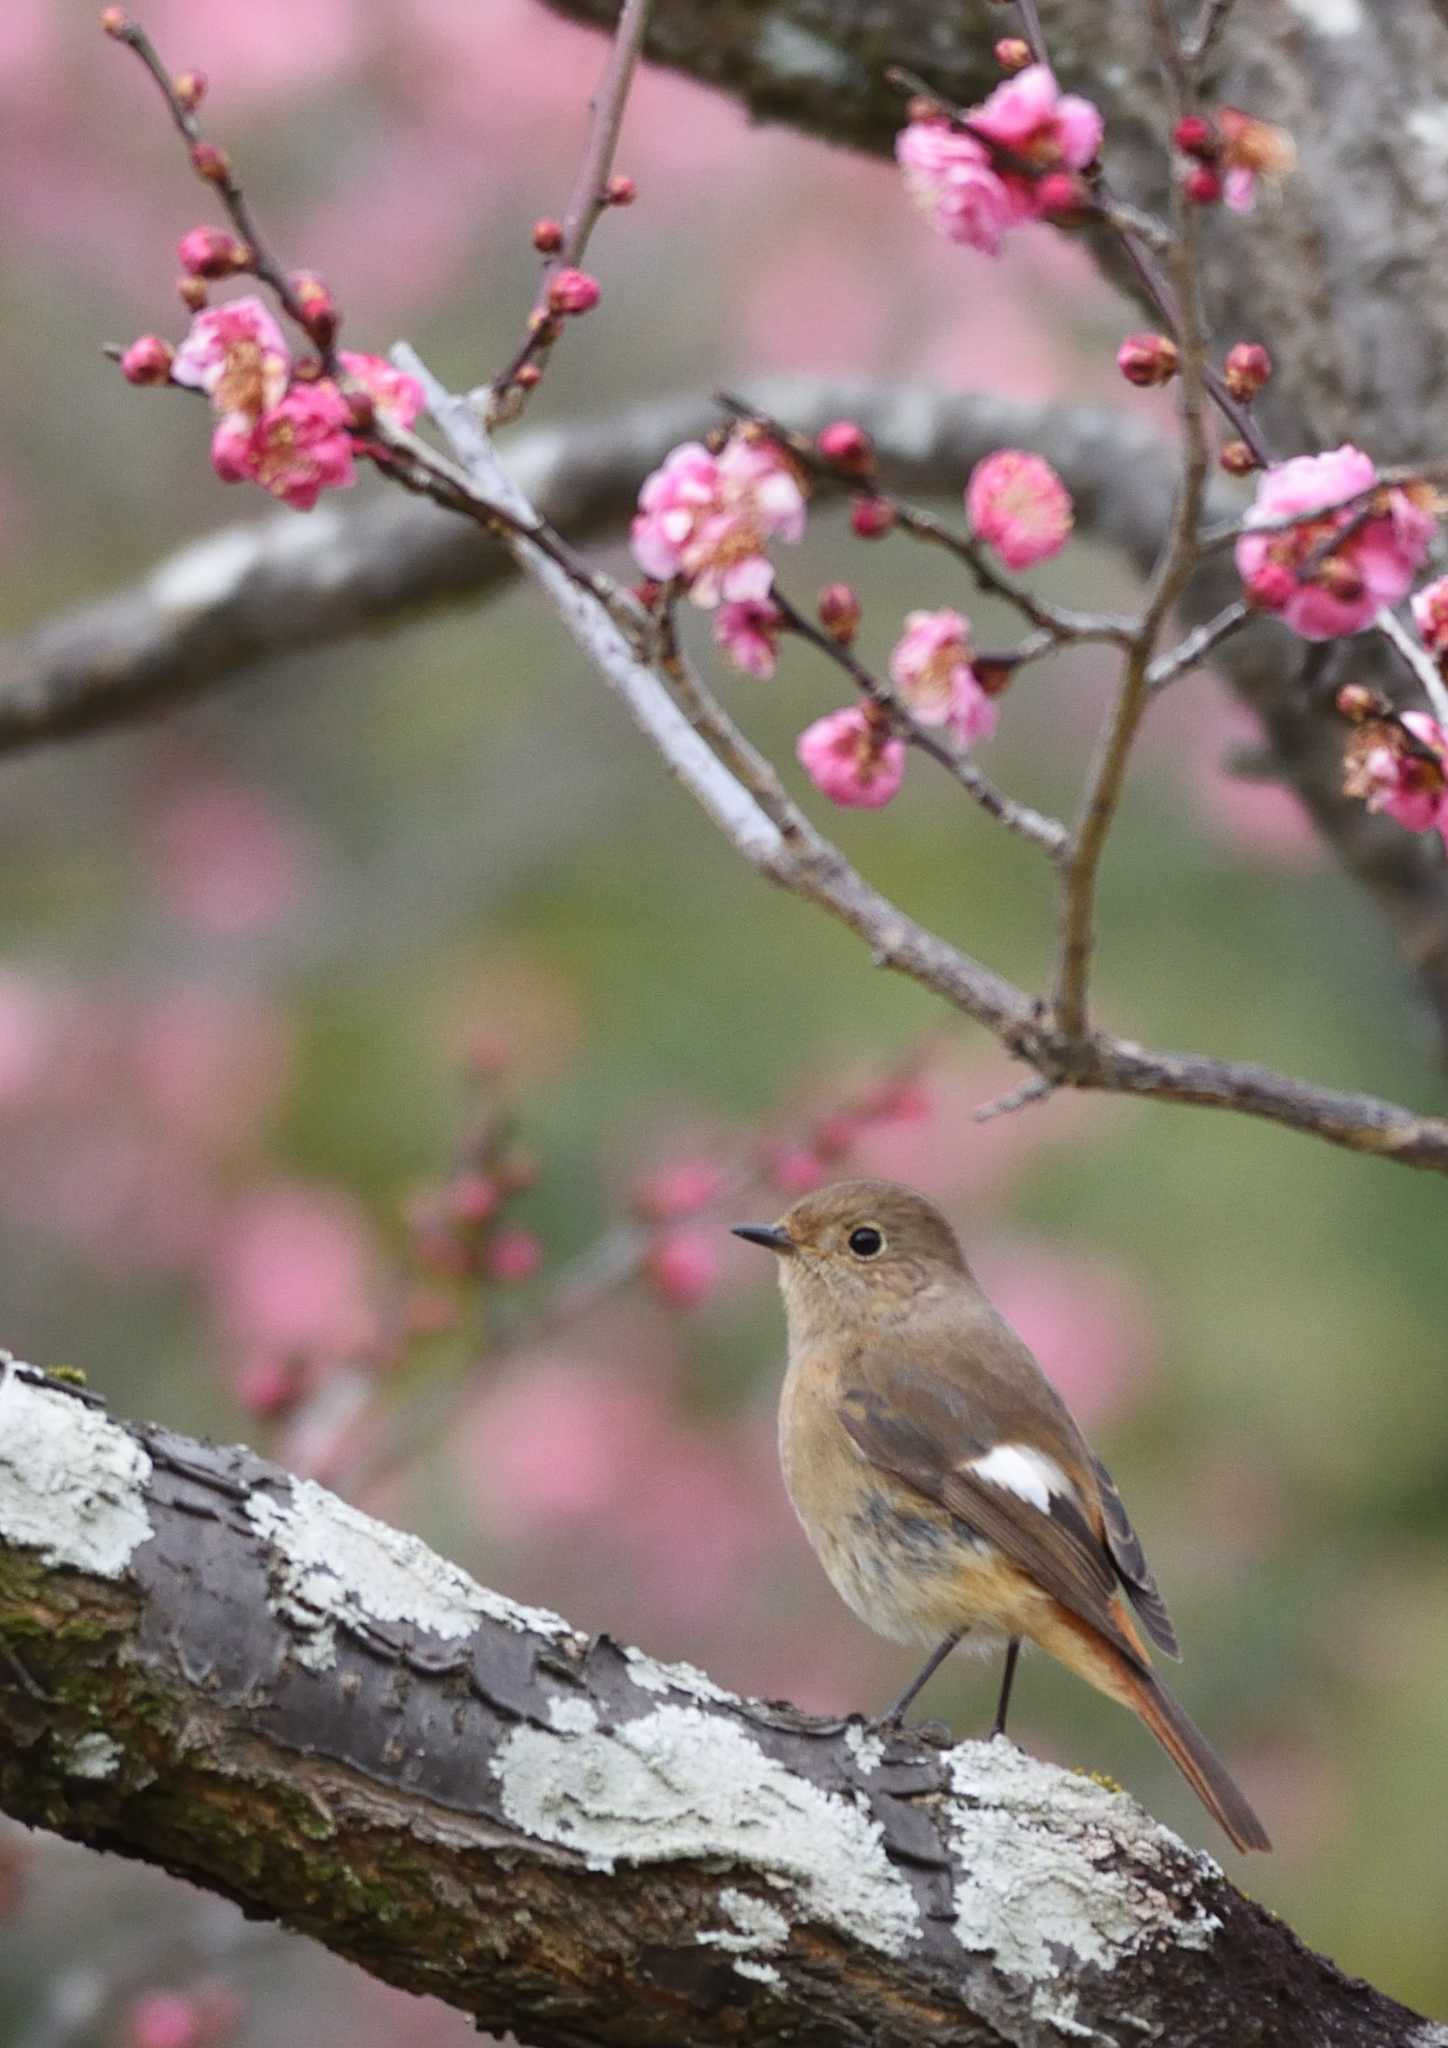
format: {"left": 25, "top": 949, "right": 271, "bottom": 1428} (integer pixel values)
{"left": 969, "top": 1444, "right": 1071, "bottom": 1514}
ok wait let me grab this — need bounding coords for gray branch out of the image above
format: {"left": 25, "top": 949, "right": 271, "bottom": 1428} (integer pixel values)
{"left": 0, "top": 1359, "right": 1437, "bottom": 2048}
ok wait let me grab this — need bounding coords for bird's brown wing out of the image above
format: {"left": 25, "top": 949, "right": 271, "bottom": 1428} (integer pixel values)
{"left": 837, "top": 1360, "right": 1149, "bottom": 1671}
{"left": 1092, "top": 1452, "right": 1180, "bottom": 1658}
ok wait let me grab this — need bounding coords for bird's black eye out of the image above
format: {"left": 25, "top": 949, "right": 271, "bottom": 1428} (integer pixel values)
{"left": 848, "top": 1225, "right": 884, "bottom": 1259}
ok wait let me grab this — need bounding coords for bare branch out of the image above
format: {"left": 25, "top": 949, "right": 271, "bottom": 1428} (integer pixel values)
{"left": 0, "top": 1363, "right": 1436, "bottom": 2048}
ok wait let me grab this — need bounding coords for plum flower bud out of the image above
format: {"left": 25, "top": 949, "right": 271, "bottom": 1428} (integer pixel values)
{"left": 190, "top": 141, "right": 231, "bottom": 184}
{"left": 1035, "top": 172, "right": 1083, "bottom": 218}
{"left": 235, "top": 1355, "right": 302, "bottom": 1420}
{"left": 797, "top": 704, "right": 906, "bottom": 809}
{"left": 1412, "top": 574, "right": 1448, "bottom": 657}
{"left": 120, "top": 335, "right": 174, "bottom": 385}
{"left": 995, "top": 38, "right": 1031, "bottom": 71}
{"left": 966, "top": 449, "right": 1074, "bottom": 568}
{"left": 100, "top": 7, "right": 131, "bottom": 35}
{"left": 1185, "top": 165, "right": 1222, "bottom": 205}
{"left": 1218, "top": 439, "right": 1258, "bottom": 477}
{"left": 1236, "top": 445, "right": 1435, "bottom": 640}
{"left": 447, "top": 1173, "right": 500, "bottom": 1225}
{"left": 174, "top": 70, "right": 207, "bottom": 110}
{"left": 647, "top": 1228, "right": 722, "bottom": 1308}
{"left": 1173, "top": 114, "right": 1215, "bottom": 158}
{"left": 850, "top": 494, "right": 895, "bottom": 539}
{"left": 1335, "top": 683, "right": 1385, "bottom": 723}
{"left": 532, "top": 217, "right": 563, "bottom": 252}
{"left": 818, "top": 583, "right": 862, "bottom": 644}
{"left": 1224, "top": 342, "right": 1272, "bottom": 400}
{"left": 178, "top": 226, "right": 249, "bottom": 278}
{"left": 178, "top": 276, "right": 209, "bottom": 311}
{"left": 605, "top": 173, "right": 636, "bottom": 204}
{"left": 889, "top": 607, "right": 996, "bottom": 745}
{"left": 714, "top": 597, "right": 784, "bottom": 678}
{"left": 816, "top": 419, "right": 874, "bottom": 474}
{"left": 486, "top": 1228, "right": 544, "bottom": 1283}
{"left": 1116, "top": 332, "right": 1179, "bottom": 387}
{"left": 293, "top": 271, "right": 339, "bottom": 343}
{"left": 547, "top": 267, "right": 601, "bottom": 315}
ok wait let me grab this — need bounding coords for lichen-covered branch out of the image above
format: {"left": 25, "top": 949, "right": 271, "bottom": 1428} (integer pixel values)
{"left": 0, "top": 1359, "right": 1435, "bottom": 2048}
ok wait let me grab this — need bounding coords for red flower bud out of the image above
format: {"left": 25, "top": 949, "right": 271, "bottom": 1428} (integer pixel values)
{"left": 1224, "top": 341, "right": 1272, "bottom": 400}
{"left": 1173, "top": 114, "right": 1216, "bottom": 158}
{"left": 1218, "top": 439, "right": 1258, "bottom": 476}
{"left": 1184, "top": 164, "right": 1223, "bottom": 204}
{"left": 531, "top": 217, "right": 563, "bottom": 253}
{"left": 189, "top": 141, "right": 231, "bottom": 184}
{"left": 546, "top": 267, "right": 601, "bottom": 315}
{"left": 995, "top": 37, "right": 1031, "bottom": 71}
{"left": 605, "top": 173, "right": 636, "bottom": 205}
{"left": 292, "top": 270, "right": 339, "bottom": 343}
{"left": 1036, "top": 171, "right": 1083, "bottom": 218}
{"left": 177, "top": 275, "right": 208, "bottom": 311}
{"left": 817, "top": 419, "right": 874, "bottom": 474}
{"left": 850, "top": 495, "right": 896, "bottom": 540}
{"left": 119, "top": 335, "right": 175, "bottom": 385}
{"left": 99, "top": 7, "right": 130, "bottom": 35}
{"left": 515, "top": 363, "right": 542, "bottom": 389}
{"left": 177, "top": 226, "right": 249, "bottom": 278}
{"left": 1116, "top": 331, "right": 1179, "bottom": 387}
{"left": 174, "top": 70, "right": 207, "bottom": 110}
{"left": 818, "top": 582, "right": 862, "bottom": 644}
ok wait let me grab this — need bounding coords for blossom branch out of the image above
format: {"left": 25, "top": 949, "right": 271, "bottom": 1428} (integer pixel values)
{"left": 485, "top": 0, "right": 654, "bottom": 424}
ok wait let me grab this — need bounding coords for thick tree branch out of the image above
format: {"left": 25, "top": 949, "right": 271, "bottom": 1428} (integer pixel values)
{"left": 0, "top": 1359, "right": 1437, "bottom": 2048}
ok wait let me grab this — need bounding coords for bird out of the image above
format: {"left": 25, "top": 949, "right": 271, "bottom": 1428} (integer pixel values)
{"left": 733, "top": 1177, "right": 1270, "bottom": 1854}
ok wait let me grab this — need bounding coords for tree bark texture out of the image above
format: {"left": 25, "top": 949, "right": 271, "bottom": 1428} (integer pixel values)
{"left": 0, "top": 1360, "right": 1440, "bottom": 2048}
{"left": 540, "top": 0, "right": 1448, "bottom": 1046}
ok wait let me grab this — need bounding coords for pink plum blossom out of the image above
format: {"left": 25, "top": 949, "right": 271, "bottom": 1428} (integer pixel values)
{"left": 121, "top": 1993, "right": 206, "bottom": 2048}
{"left": 636, "top": 1158, "right": 725, "bottom": 1219}
{"left": 1412, "top": 574, "right": 1448, "bottom": 656}
{"left": 171, "top": 296, "right": 290, "bottom": 419}
{"left": 487, "top": 1227, "right": 544, "bottom": 1282}
{"left": 210, "top": 381, "right": 357, "bottom": 509}
{"left": 338, "top": 349, "right": 424, "bottom": 427}
{"left": 970, "top": 63, "right": 1104, "bottom": 216}
{"left": 631, "top": 435, "right": 806, "bottom": 607}
{"left": 1344, "top": 710, "right": 1448, "bottom": 835}
{"left": 213, "top": 1185, "right": 379, "bottom": 1362}
{"left": 1236, "top": 445, "right": 1435, "bottom": 640}
{"left": 146, "top": 780, "right": 315, "bottom": 937}
{"left": 967, "top": 449, "right": 1074, "bottom": 568}
{"left": 888, "top": 607, "right": 997, "bottom": 744}
{"left": 796, "top": 705, "right": 906, "bottom": 808}
{"left": 895, "top": 120, "right": 1013, "bottom": 256}
{"left": 714, "top": 597, "right": 784, "bottom": 677}
{"left": 767, "top": 1144, "right": 829, "bottom": 1195}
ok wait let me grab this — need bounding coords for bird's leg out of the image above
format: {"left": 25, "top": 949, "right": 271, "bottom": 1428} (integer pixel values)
{"left": 874, "top": 1629, "right": 964, "bottom": 1729}
{"left": 989, "top": 1637, "right": 1021, "bottom": 1739}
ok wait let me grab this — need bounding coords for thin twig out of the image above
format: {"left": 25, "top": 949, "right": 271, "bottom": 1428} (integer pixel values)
{"left": 1147, "top": 599, "right": 1250, "bottom": 689}
{"left": 1378, "top": 605, "right": 1448, "bottom": 729}
{"left": 973, "top": 1074, "right": 1053, "bottom": 1122}
{"left": 485, "top": 0, "right": 654, "bottom": 425}
{"left": 1185, "top": 0, "right": 1239, "bottom": 66}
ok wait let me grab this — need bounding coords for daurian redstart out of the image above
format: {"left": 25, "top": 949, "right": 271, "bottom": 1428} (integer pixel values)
{"left": 734, "top": 1177, "right": 1269, "bottom": 1854}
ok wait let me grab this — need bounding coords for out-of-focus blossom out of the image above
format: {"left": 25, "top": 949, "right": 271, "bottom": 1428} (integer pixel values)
{"left": 970, "top": 63, "right": 1104, "bottom": 201}
{"left": 211, "top": 381, "right": 357, "bottom": 509}
{"left": 896, "top": 120, "right": 1013, "bottom": 256}
{"left": 818, "top": 583, "right": 861, "bottom": 643}
{"left": 966, "top": 449, "right": 1074, "bottom": 568}
{"left": 796, "top": 705, "right": 906, "bottom": 809}
{"left": 888, "top": 608, "right": 997, "bottom": 745}
{"left": 140, "top": 0, "right": 365, "bottom": 101}
{"left": 177, "top": 226, "right": 250, "bottom": 278}
{"left": 1343, "top": 710, "right": 1448, "bottom": 835}
{"left": 1236, "top": 446, "right": 1435, "bottom": 641}
{"left": 1215, "top": 107, "right": 1296, "bottom": 214}
{"left": 849, "top": 495, "right": 896, "bottom": 539}
{"left": 487, "top": 1227, "right": 544, "bottom": 1282}
{"left": 647, "top": 1227, "right": 722, "bottom": 1308}
{"left": 635, "top": 1158, "right": 725, "bottom": 1219}
{"left": 0, "top": 968, "right": 50, "bottom": 1111}
{"left": 132, "top": 983, "right": 293, "bottom": 1152}
{"left": 1411, "top": 574, "right": 1448, "bottom": 657}
{"left": 212, "top": 1184, "right": 379, "bottom": 1361}
{"left": 984, "top": 1238, "right": 1155, "bottom": 1428}
{"left": 235, "top": 1352, "right": 304, "bottom": 1418}
{"left": 464, "top": 1360, "right": 673, "bottom": 1530}
{"left": 338, "top": 349, "right": 424, "bottom": 427}
{"left": 714, "top": 597, "right": 784, "bottom": 678}
{"left": 767, "top": 1144, "right": 829, "bottom": 1195}
{"left": 630, "top": 435, "right": 806, "bottom": 607}
{"left": 447, "top": 1171, "right": 500, "bottom": 1224}
{"left": 146, "top": 780, "right": 315, "bottom": 938}
{"left": 171, "top": 297, "right": 290, "bottom": 419}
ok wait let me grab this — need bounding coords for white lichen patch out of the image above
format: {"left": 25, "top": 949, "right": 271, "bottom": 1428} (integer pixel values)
{"left": 622, "top": 1644, "right": 736, "bottom": 1705}
{"left": 1410, "top": 2027, "right": 1448, "bottom": 2047}
{"left": 1286, "top": 0, "right": 1362, "bottom": 33}
{"left": 495, "top": 1703, "right": 920, "bottom": 1955}
{"left": 547, "top": 1696, "right": 600, "bottom": 1735}
{"left": 63, "top": 1733, "right": 123, "bottom": 1781}
{"left": 844, "top": 1721, "right": 886, "bottom": 1775}
{"left": 0, "top": 1367, "right": 153, "bottom": 1577}
{"left": 245, "top": 1477, "right": 574, "bottom": 1672}
{"left": 733, "top": 1959, "right": 782, "bottom": 1988}
{"left": 948, "top": 1743, "right": 1220, "bottom": 1991}
{"left": 698, "top": 1886, "right": 792, "bottom": 1956}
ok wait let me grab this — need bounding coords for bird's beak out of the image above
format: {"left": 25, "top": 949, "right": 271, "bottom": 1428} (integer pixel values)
{"left": 731, "top": 1222, "right": 795, "bottom": 1254}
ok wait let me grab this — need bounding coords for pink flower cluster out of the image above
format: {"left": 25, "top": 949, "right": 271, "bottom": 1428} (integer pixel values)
{"left": 967, "top": 449, "right": 1074, "bottom": 569}
{"left": 897, "top": 66, "right": 1102, "bottom": 257}
{"left": 1343, "top": 708, "right": 1448, "bottom": 842}
{"left": 1412, "top": 574, "right": 1448, "bottom": 659}
{"left": 630, "top": 433, "right": 806, "bottom": 607}
{"left": 162, "top": 296, "right": 422, "bottom": 510}
{"left": 889, "top": 608, "right": 995, "bottom": 742}
{"left": 1236, "top": 445, "right": 1435, "bottom": 641}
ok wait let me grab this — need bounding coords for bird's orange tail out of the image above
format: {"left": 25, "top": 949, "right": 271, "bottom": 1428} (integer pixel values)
{"left": 1125, "top": 1667, "right": 1271, "bottom": 1854}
